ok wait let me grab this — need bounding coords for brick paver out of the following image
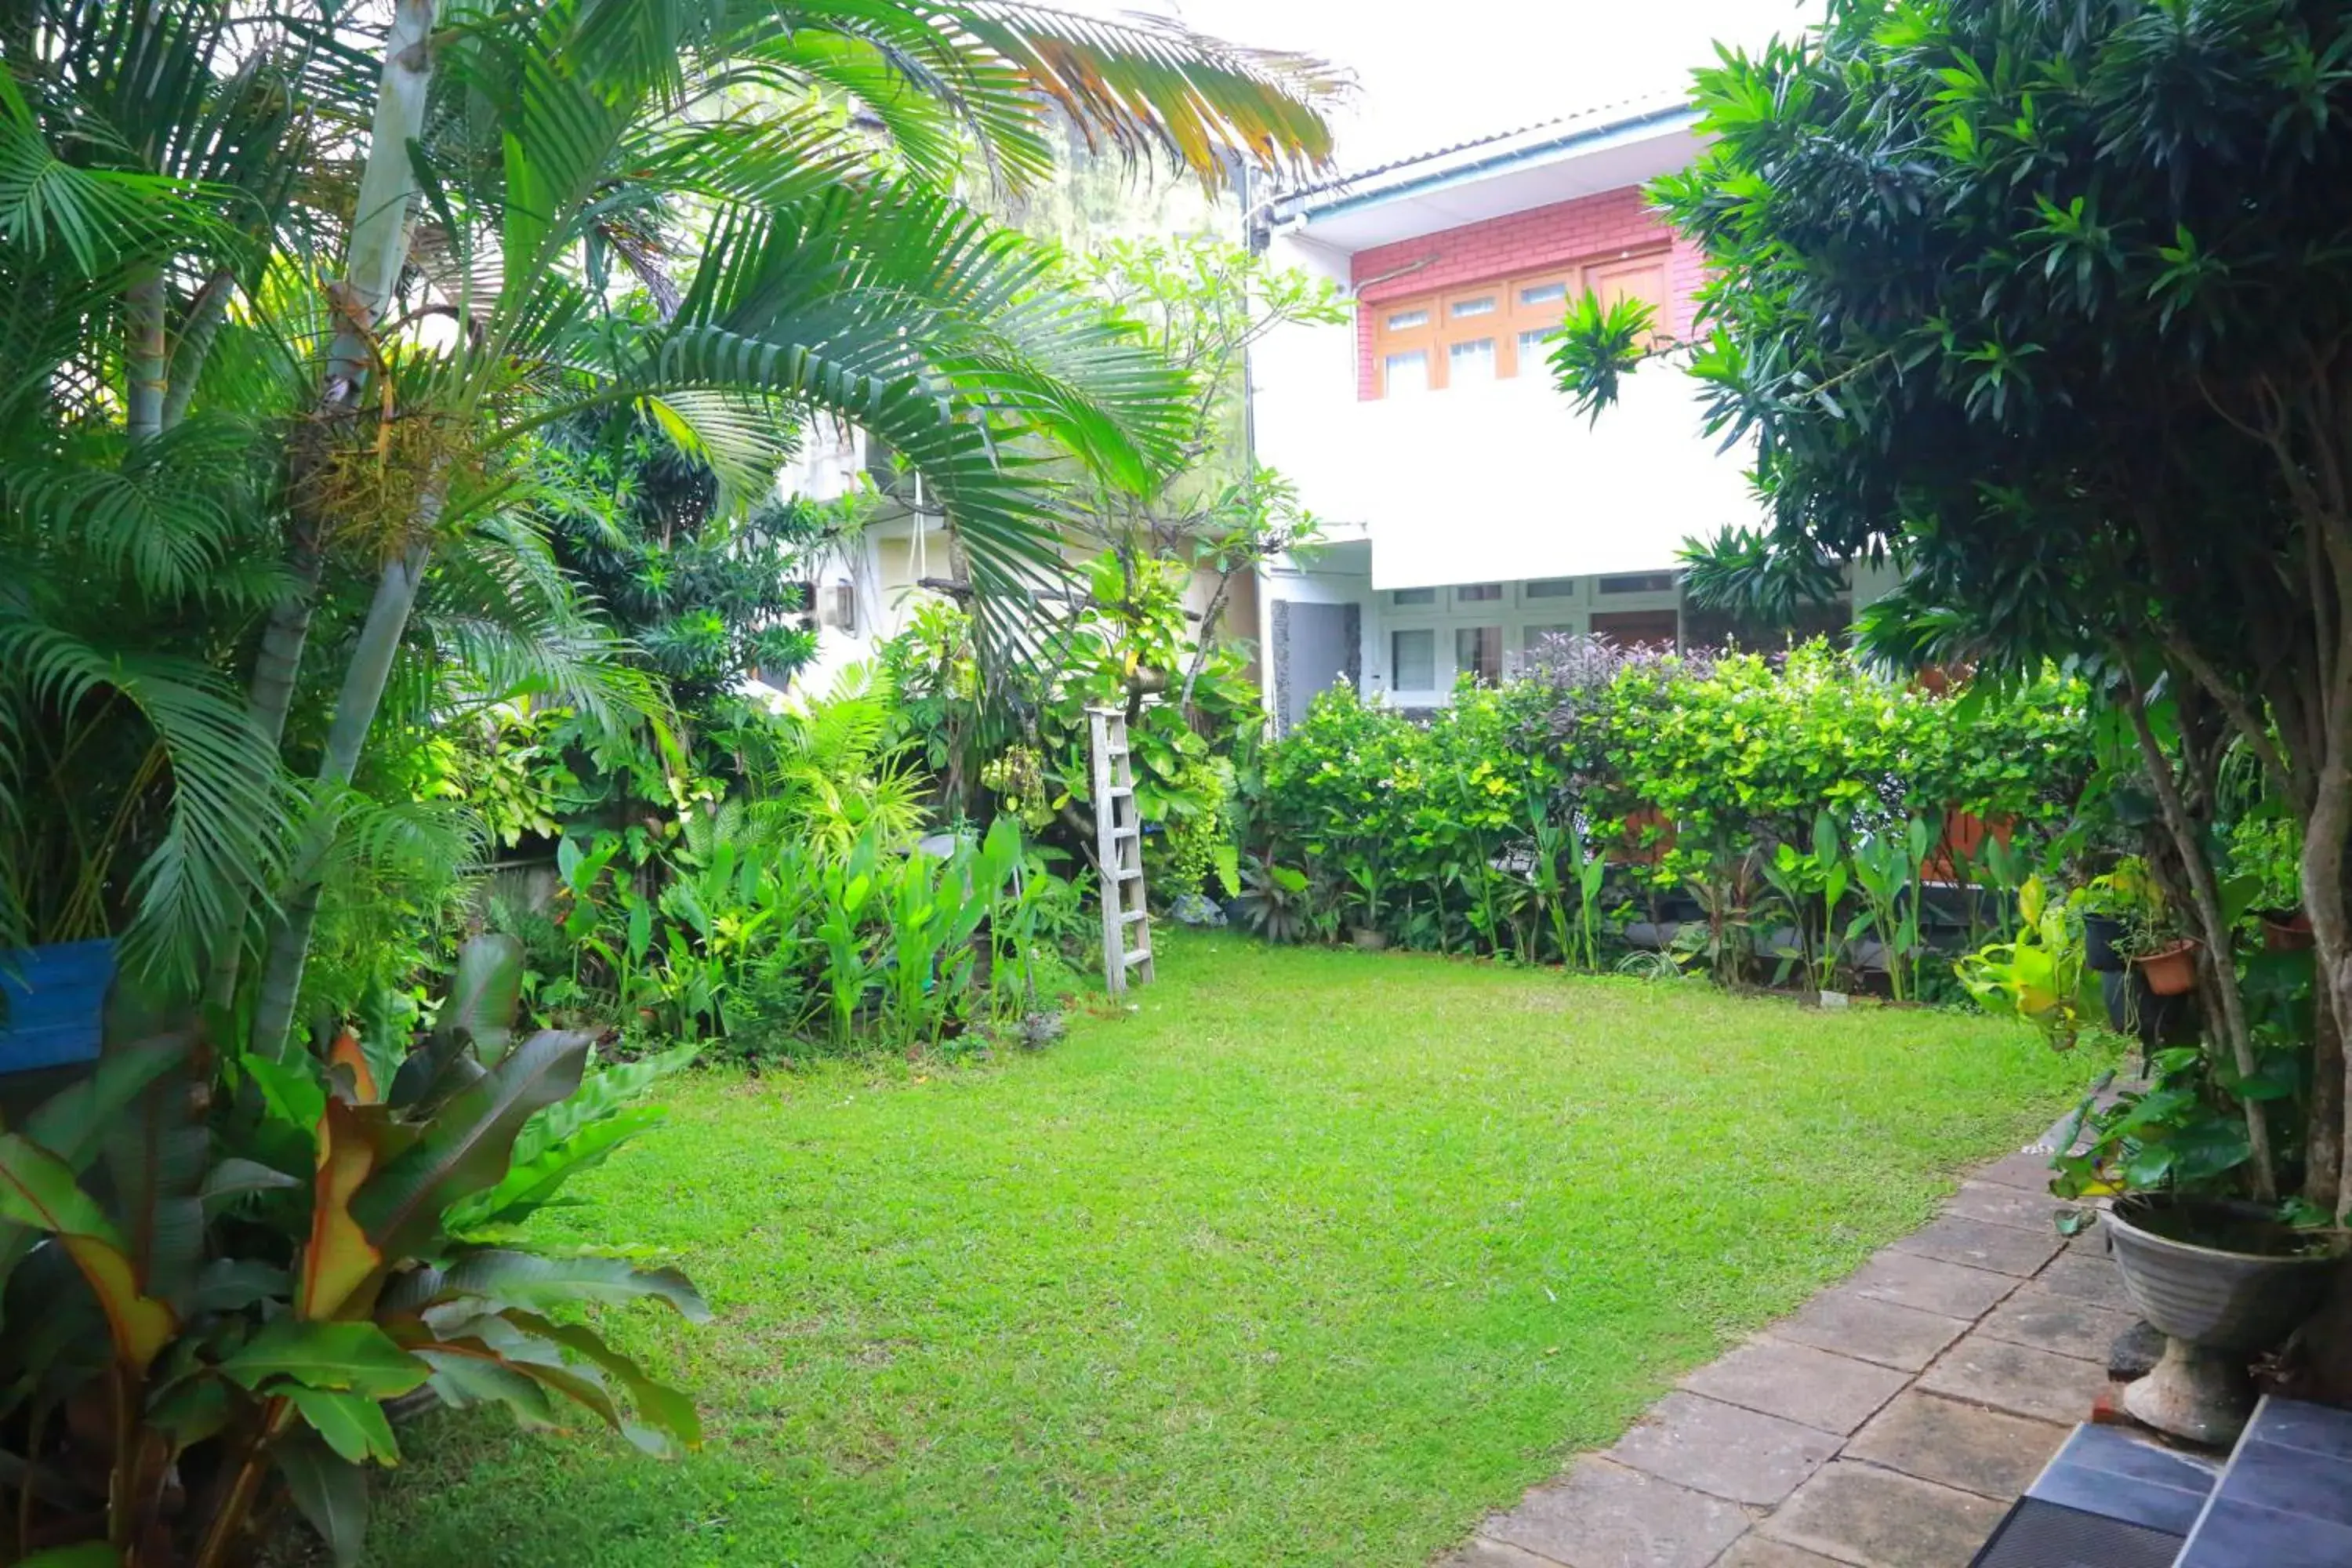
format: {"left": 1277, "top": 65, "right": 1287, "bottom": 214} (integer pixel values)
{"left": 1438, "top": 1126, "right": 2132, "bottom": 1566}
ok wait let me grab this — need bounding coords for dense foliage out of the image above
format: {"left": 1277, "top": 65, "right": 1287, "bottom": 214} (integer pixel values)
{"left": 0, "top": 0, "right": 1334, "bottom": 1561}
{"left": 1552, "top": 0, "right": 2352, "bottom": 1218}
{"left": 1543, "top": 0, "right": 2352, "bottom": 1222}
{"left": 1246, "top": 642, "right": 2096, "bottom": 992}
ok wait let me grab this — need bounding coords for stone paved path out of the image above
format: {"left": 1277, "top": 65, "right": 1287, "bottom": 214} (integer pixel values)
{"left": 1440, "top": 1134, "right": 2134, "bottom": 1568}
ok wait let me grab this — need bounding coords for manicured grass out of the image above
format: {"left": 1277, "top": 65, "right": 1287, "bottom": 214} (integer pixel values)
{"left": 366, "top": 933, "right": 2105, "bottom": 1567}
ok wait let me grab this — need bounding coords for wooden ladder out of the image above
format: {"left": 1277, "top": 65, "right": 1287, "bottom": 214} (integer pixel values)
{"left": 1087, "top": 706, "right": 1152, "bottom": 994}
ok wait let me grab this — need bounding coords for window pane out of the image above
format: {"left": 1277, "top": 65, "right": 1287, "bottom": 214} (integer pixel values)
{"left": 1525, "top": 578, "right": 1575, "bottom": 599}
{"left": 1519, "top": 281, "right": 1567, "bottom": 307}
{"left": 1455, "top": 625, "right": 1503, "bottom": 684}
{"left": 1383, "top": 350, "right": 1428, "bottom": 395}
{"left": 1523, "top": 622, "right": 1573, "bottom": 650}
{"left": 1517, "top": 328, "right": 1555, "bottom": 365}
{"left": 1449, "top": 338, "right": 1496, "bottom": 383}
{"left": 1451, "top": 296, "right": 1497, "bottom": 318}
{"left": 1391, "top": 629, "right": 1436, "bottom": 688}
{"left": 1455, "top": 583, "right": 1503, "bottom": 603}
{"left": 1392, "top": 586, "right": 1436, "bottom": 607}
{"left": 1385, "top": 307, "right": 1430, "bottom": 331}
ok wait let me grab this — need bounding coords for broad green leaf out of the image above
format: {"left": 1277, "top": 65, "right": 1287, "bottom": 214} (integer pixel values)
{"left": 16, "top": 1545, "right": 122, "bottom": 1566}
{"left": 440, "top": 934, "right": 524, "bottom": 1065}
{"left": 506, "top": 1308, "right": 702, "bottom": 1452}
{"left": 189, "top": 1257, "right": 290, "bottom": 1314}
{"left": 220, "top": 1318, "right": 427, "bottom": 1399}
{"left": 239, "top": 1051, "right": 327, "bottom": 1134}
{"left": 201, "top": 1156, "right": 303, "bottom": 1209}
{"left": 281, "top": 1383, "right": 400, "bottom": 1465}
{"left": 414, "top": 1343, "right": 561, "bottom": 1428}
{"left": 275, "top": 1430, "right": 369, "bottom": 1568}
{"left": 432, "top": 1248, "right": 709, "bottom": 1320}
{"left": 146, "top": 1374, "right": 233, "bottom": 1449}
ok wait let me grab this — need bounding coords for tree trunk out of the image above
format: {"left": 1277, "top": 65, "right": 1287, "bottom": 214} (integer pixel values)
{"left": 2308, "top": 982, "right": 2344, "bottom": 1214}
{"left": 1178, "top": 568, "right": 1236, "bottom": 718}
{"left": 235, "top": 0, "right": 441, "bottom": 1040}
{"left": 205, "top": 537, "right": 326, "bottom": 1007}
{"left": 2126, "top": 681, "right": 2277, "bottom": 1200}
{"left": 125, "top": 269, "right": 165, "bottom": 444}
{"left": 2303, "top": 717, "right": 2352, "bottom": 1219}
{"left": 250, "top": 539, "right": 434, "bottom": 1058}
{"left": 160, "top": 267, "right": 235, "bottom": 431}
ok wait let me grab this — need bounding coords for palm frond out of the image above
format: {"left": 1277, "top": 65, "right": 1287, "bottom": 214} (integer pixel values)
{"left": 941, "top": 2, "right": 1341, "bottom": 184}
{"left": 0, "top": 613, "right": 286, "bottom": 991}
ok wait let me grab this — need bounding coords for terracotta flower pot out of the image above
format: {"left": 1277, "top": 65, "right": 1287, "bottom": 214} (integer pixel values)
{"left": 1924, "top": 805, "right": 2013, "bottom": 883}
{"left": 2132, "top": 938, "right": 2199, "bottom": 997}
{"left": 2262, "top": 910, "right": 2314, "bottom": 953}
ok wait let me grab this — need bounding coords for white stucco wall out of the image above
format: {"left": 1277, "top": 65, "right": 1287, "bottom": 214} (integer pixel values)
{"left": 1253, "top": 231, "right": 1759, "bottom": 592}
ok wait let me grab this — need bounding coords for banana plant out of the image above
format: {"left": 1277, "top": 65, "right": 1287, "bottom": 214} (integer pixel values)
{"left": 1761, "top": 811, "right": 1850, "bottom": 993}
{"left": 816, "top": 839, "right": 884, "bottom": 1048}
{"left": 1847, "top": 817, "right": 1930, "bottom": 1000}
{"left": 0, "top": 938, "right": 704, "bottom": 1566}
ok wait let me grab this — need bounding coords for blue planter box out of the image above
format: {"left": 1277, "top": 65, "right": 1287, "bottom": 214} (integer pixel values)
{"left": 0, "top": 940, "right": 115, "bottom": 1074}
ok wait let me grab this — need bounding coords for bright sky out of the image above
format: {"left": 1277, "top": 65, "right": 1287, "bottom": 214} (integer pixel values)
{"left": 1160, "top": 0, "right": 1822, "bottom": 169}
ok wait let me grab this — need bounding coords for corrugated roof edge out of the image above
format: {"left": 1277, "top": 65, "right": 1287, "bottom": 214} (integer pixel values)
{"left": 1270, "top": 91, "right": 1696, "bottom": 216}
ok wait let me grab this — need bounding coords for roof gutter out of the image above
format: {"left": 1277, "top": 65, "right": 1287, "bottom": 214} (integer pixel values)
{"left": 1277, "top": 104, "right": 1697, "bottom": 227}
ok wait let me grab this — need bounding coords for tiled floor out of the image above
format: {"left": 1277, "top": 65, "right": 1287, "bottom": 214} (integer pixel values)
{"left": 1440, "top": 1126, "right": 2135, "bottom": 1568}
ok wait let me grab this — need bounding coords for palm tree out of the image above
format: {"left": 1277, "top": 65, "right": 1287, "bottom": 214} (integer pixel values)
{"left": 0, "top": 0, "right": 1338, "bottom": 1044}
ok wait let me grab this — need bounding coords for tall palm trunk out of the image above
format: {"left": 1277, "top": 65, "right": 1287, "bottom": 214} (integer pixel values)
{"left": 251, "top": 537, "right": 434, "bottom": 1057}
{"left": 125, "top": 268, "right": 166, "bottom": 443}
{"left": 226, "top": 0, "right": 440, "bottom": 1029}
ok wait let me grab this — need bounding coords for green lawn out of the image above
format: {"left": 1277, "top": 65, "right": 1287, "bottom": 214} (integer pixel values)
{"left": 366, "top": 933, "right": 2103, "bottom": 1567}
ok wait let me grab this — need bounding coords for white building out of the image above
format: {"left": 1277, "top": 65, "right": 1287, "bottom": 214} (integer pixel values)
{"left": 1246, "top": 97, "right": 1893, "bottom": 727}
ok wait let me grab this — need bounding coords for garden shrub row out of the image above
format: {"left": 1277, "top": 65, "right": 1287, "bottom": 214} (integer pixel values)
{"left": 1240, "top": 642, "right": 2097, "bottom": 985}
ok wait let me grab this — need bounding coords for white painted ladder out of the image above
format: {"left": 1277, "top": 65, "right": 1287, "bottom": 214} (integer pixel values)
{"left": 1087, "top": 706, "right": 1152, "bottom": 994}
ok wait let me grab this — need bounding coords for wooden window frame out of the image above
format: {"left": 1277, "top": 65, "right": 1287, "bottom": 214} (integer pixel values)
{"left": 1364, "top": 245, "right": 1673, "bottom": 397}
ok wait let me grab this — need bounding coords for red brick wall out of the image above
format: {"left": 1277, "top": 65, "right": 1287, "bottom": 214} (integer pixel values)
{"left": 1348, "top": 185, "right": 1701, "bottom": 398}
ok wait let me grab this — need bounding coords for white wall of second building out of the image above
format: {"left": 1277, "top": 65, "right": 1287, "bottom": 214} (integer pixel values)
{"left": 1252, "top": 229, "right": 1756, "bottom": 593}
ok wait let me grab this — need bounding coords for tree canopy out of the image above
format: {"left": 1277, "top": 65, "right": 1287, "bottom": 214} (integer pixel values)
{"left": 1554, "top": 0, "right": 2352, "bottom": 1213}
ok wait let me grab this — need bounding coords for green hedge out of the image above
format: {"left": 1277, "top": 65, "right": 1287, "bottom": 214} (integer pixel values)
{"left": 1247, "top": 642, "right": 2094, "bottom": 961}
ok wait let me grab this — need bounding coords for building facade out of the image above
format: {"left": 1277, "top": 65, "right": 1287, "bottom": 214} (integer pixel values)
{"left": 1247, "top": 98, "right": 1894, "bottom": 728}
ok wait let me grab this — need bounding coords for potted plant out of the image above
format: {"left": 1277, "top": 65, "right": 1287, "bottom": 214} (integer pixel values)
{"left": 2075, "top": 856, "right": 2158, "bottom": 975}
{"left": 1339, "top": 850, "right": 1390, "bottom": 949}
{"left": 2051, "top": 1053, "right": 2347, "bottom": 1444}
{"left": 1956, "top": 876, "right": 2098, "bottom": 1050}
{"left": 2227, "top": 813, "right": 2310, "bottom": 951}
{"left": 2115, "top": 896, "right": 2200, "bottom": 996}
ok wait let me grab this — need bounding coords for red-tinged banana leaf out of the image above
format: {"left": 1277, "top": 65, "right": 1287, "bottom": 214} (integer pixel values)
{"left": 433, "top": 933, "right": 525, "bottom": 1065}
{"left": 0, "top": 1133, "right": 177, "bottom": 1372}
{"left": 328, "top": 1029, "right": 379, "bottom": 1103}
{"left": 100, "top": 1045, "right": 208, "bottom": 1310}
{"left": 299, "top": 1099, "right": 399, "bottom": 1320}
{"left": 0, "top": 1032, "right": 187, "bottom": 1293}
{"left": 350, "top": 1029, "right": 592, "bottom": 1262}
